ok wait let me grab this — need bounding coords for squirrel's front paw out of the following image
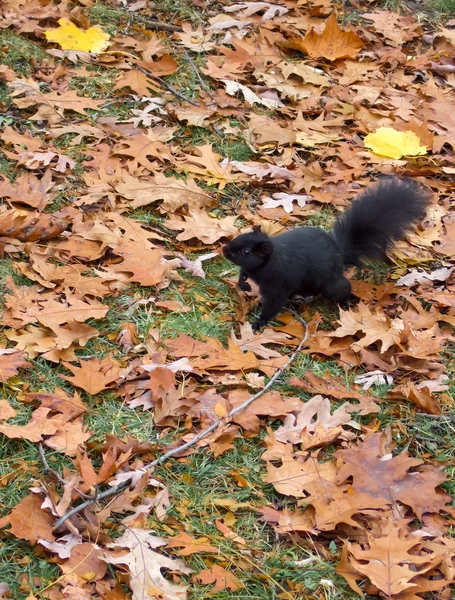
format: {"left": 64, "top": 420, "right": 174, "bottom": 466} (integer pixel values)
{"left": 239, "top": 280, "right": 252, "bottom": 292}
{"left": 252, "top": 320, "right": 266, "bottom": 334}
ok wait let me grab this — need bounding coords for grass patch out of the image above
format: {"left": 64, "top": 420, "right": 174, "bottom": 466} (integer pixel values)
{"left": 0, "top": 31, "right": 46, "bottom": 75}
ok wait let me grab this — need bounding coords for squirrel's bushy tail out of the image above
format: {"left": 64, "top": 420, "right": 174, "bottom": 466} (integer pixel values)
{"left": 331, "top": 177, "right": 431, "bottom": 266}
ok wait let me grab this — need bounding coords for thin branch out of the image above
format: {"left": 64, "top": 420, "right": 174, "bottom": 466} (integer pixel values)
{"left": 53, "top": 313, "right": 308, "bottom": 530}
{"left": 39, "top": 444, "right": 92, "bottom": 501}
{"left": 143, "top": 20, "right": 183, "bottom": 33}
{"left": 182, "top": 48, "right": 214, "bottom": 99}
{"left": 135, "top": 65, "right": 200, "bottom": 107}
{"left": 414, "top": 413, "right": 455, "bottom": 422}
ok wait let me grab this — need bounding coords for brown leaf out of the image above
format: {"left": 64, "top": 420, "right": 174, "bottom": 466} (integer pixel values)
{"left": 282, "top": 14, "right": 363, "bottom": 61}
{"left": 0, "top": 493, "right": 55, "bottom": 543}
{"left": 60, "top": 356, "right": 121, "bottom": 395}
{"left": 166, "top": 531, "right": 218, "bottom": 555}
{"left": 165, "top": 210, "right": 238, "bottom": 244}
{"left": 0, "top": 350, "right": 30, "bottom": 382}
{"left": 114, "top": 69, "right": 155, "bottom": 96}
{"left": 336, "top": 430, "right": 451, "bottom": 517}
{"left": 266, "top": 444, "right": 338, "bottom": 499}
{"left": 64, "top": 543, "right": 107, "bottom": 581}
{"left": 0, "top": 209, "right": 69, "bottom": 242}
{"left": 389, "top": 381, "right": 442, "bottom": 415}
{"left": 193, "top": 565, "right": 243, "bottom": 593}
{"left": 0, "top": 170, "right": 54, "bottom": 210}
{"left": 115, "top": 171, "right": 213, "bottom": 213}
{"left": 0, "top": 399, "right": 17, "bottom": 421}
{"left": 44, "top": 418, "right": 91, "bottom": 456}
{"left": 102, "top": 528, "right": 192, "bottom": 599}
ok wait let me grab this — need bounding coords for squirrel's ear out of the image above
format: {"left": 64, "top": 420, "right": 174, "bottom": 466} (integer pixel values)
{"left": 257, "top": 241, "right": 273, "bottom": 258}
{"left": 252, "top": 225, "right": 262, "bottom": 233}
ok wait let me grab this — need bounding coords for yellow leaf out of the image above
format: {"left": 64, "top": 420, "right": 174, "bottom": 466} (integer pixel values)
{"left": 44, "top": 18, "right": 110, "bottom": 54}
{"left": 364, "top": 127, "right": 427, "bottom": 159}
{"left": 214, "top": 402, "right": 227, "bottom": 417}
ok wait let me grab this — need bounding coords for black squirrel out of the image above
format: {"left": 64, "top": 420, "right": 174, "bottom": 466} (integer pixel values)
{"left": 223, "top": 177, "right": 431, "bottom": 332}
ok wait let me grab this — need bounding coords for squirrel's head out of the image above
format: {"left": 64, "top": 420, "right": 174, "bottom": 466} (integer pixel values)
{"left": 223, "top": 226, "right": 273, "bottom": 270}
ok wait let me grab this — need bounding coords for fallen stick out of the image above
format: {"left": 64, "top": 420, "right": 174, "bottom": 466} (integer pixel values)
{"left": 53, "top": 311, "right": 308, "bottom": 530}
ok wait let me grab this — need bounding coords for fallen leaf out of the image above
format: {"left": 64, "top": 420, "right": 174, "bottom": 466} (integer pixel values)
{"left": 59, "top": 356, "right": 121, "bottom": 395}
{"left": 193, "top": 565, "right": 243, "bottom": 593}
{"left": 103, "top": 528, "right": 192, "bottom": 600}
{"left": 364, "top": 127, "right": 427, "bottom": 159}
{"left": 0, "top": 494, "right": 55, "bottom": 543}
{"left": 283, "top": 14, "right": 364, "bottom": 61}
{"left": 45, "top": 18, "right": 110, "bottom": 53}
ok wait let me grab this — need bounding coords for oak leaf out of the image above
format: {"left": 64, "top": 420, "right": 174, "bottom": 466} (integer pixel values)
{"left": 266, "top": 445, "right": 338, "bottom": 499}
{"left": 166, "top": 531, "right": 218, "bottom": 556}
{"left": 0, "top": 350, "right": 30, "bottom": 382}
{"left": 336, "top": 431, "right": 451, "bottom": 517}
{"left": 0, "top": 493, "right": 55, "bottom": 543}
{"left": 273, "top": 395, "right": 356, "bottom": 448}
{"left": 114, "top": 69, "right": 155, "bottom": 96}
{"left": 103, "top": 528, "right": 192, "bottom": 600}
{"left": 0, "top": 170, "right": 53, "bottom": 211}
{"left": 60, "top": 356, "right": 121, "bottom": 395}
{"left": 0, "top": 209, "right": 70, "bottom": 242}
{"left": 193, "top": 565, "right": 243, "bottom": 593}
{"left": 165, "top": 211, "right": 238, "bottom": 244}
{"left": 116, "top": 171, "right": 213, "bottom": 213}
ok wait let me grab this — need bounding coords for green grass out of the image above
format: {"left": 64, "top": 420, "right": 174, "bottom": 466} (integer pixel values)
{"left": 0, "top": 31, "right": 47, "bottom": 75}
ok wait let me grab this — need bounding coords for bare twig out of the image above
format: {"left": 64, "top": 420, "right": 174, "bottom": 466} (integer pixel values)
{"left": 53, "top": 313, "right": 308, "bottom": 530}
{"left": 414, "top": 413, "right": 455, "bottom": 422}
{"left": 143, "top": 20, "right": 183, "bottom": 33}
{"left": 135, "top": 65, "right": 200, "bottom": 107}
{"left": 182, "top": 48, "right": 214, "bottom": 99}
{"left": 39, "top": 444, "right": 92, "bottom": 501}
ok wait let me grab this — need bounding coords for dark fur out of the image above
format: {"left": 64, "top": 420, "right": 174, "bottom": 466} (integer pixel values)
{"left": 223, "top": 178, "right": 430, "bottom": 331}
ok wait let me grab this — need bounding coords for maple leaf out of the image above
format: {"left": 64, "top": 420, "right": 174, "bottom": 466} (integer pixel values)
{"left": 364, "top": 127, "right": 427, "bottom": 159}
{"left": 283, "top": 14, "right": 364, "bottom": 61}
{"left": 59, "top": 356, "right": 121, "bottom": 395}
{"left": 45, "top": 18, "right": 110, "bottom": 53}
{"left": 103, "top": 528, "right": 192, "bottom": 600}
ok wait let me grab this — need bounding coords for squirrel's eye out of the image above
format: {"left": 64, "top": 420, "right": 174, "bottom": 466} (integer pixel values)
{"left": 243, "top": 247, "right": 251, "bottom": 255}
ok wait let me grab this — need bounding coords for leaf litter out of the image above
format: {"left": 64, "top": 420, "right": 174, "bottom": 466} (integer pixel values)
{"left": 0, "top": 0, "right": 454, "bottom": 599}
